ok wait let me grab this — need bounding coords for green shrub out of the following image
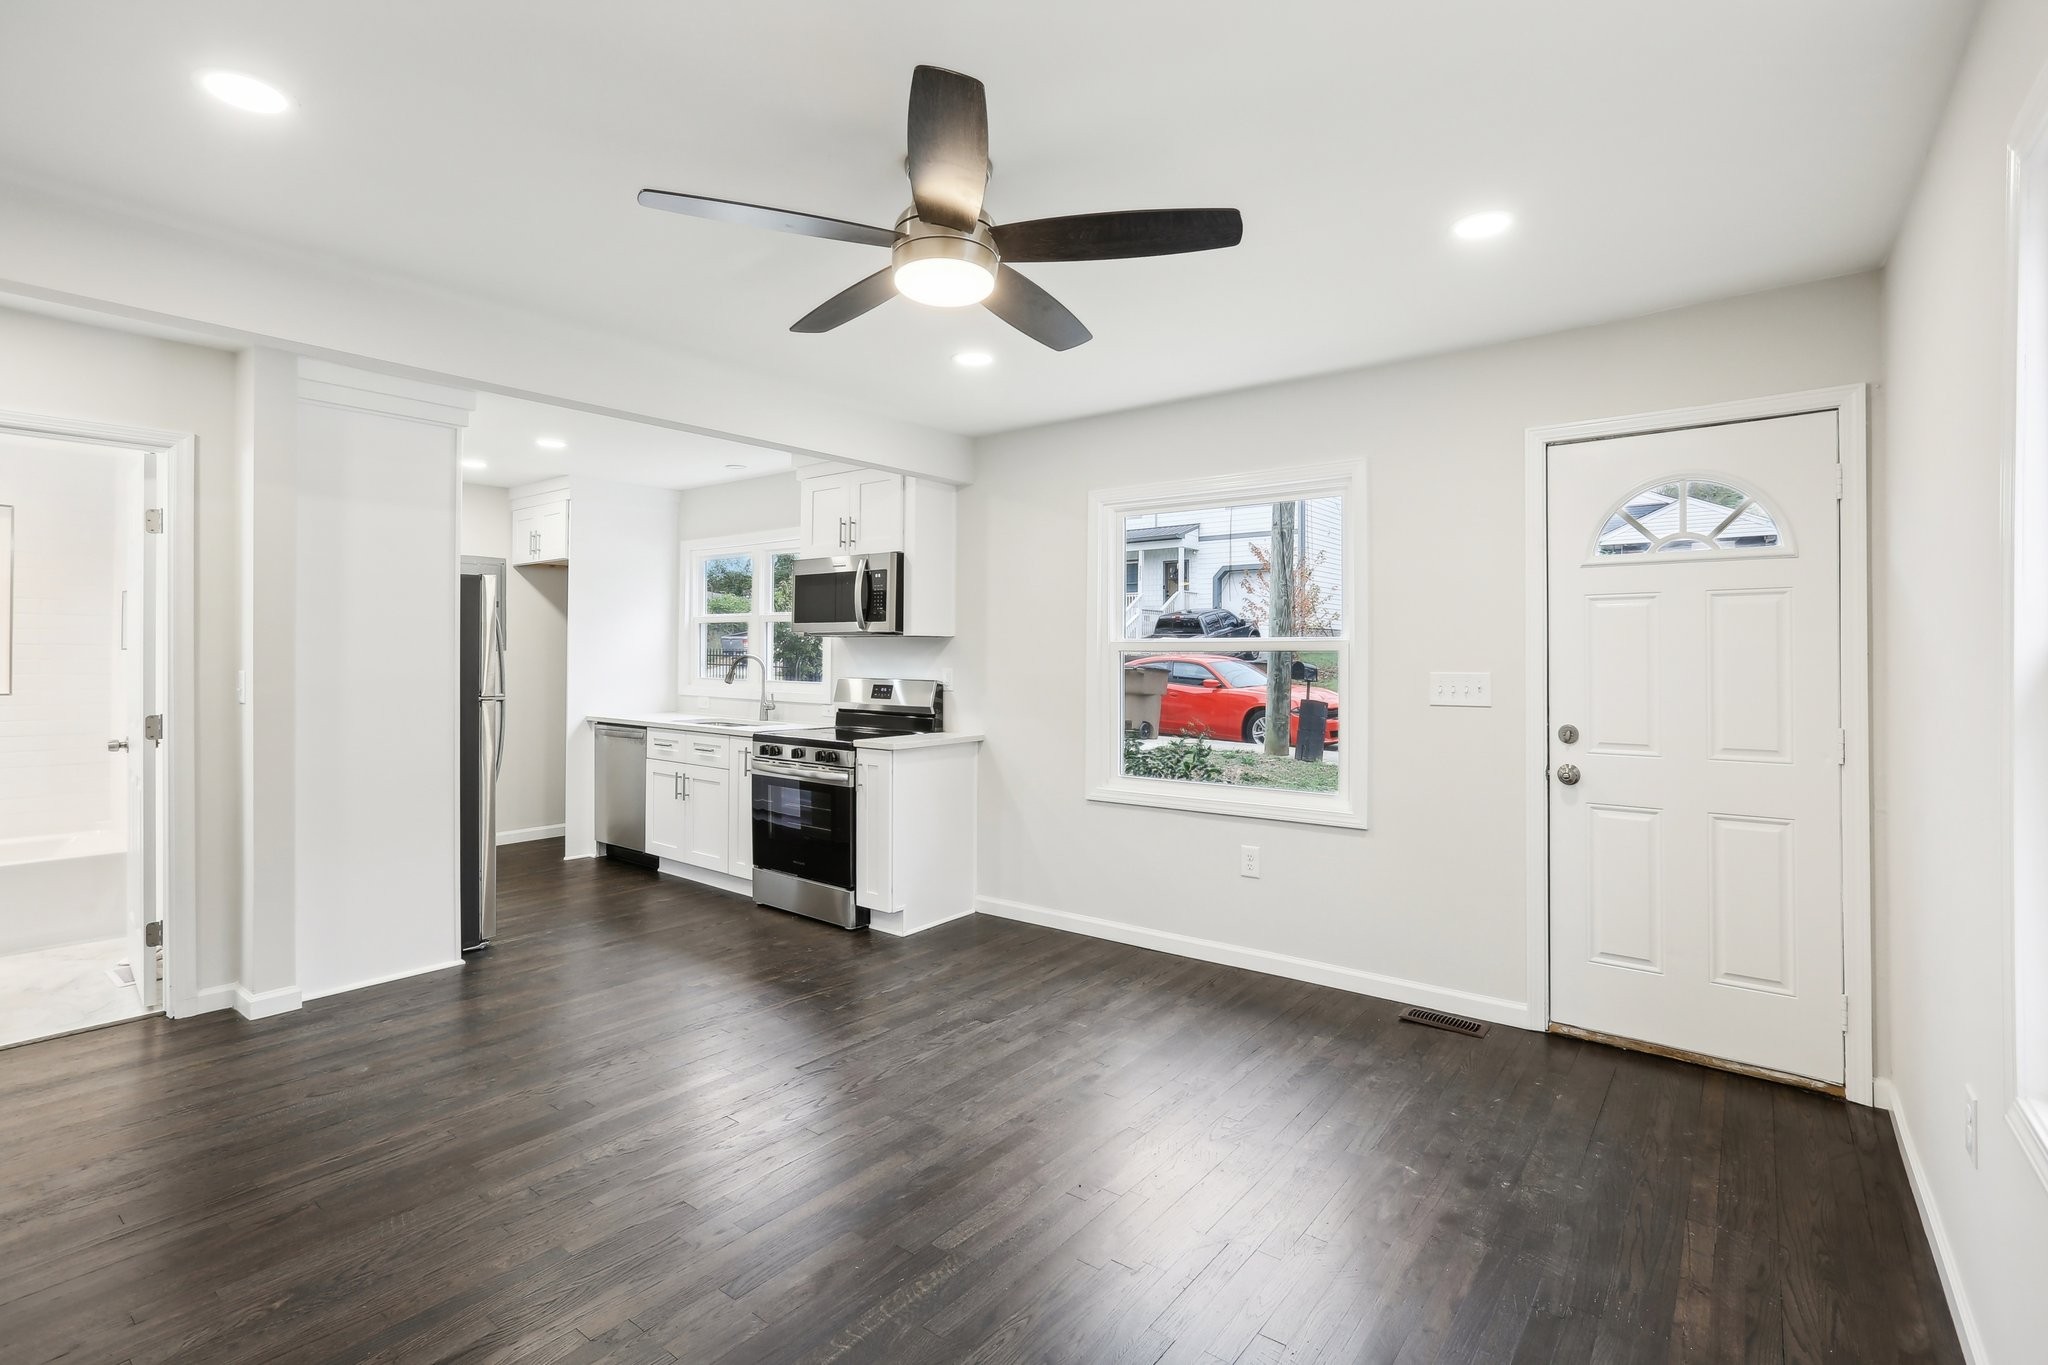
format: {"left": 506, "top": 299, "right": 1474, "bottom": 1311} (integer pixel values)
{"left": 1122, "top": 729, "right": 1226, "bottom": 783}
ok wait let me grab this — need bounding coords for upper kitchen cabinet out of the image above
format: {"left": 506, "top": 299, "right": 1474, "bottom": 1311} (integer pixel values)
{"left": 798, "top": 468, "right": 904, "bottom": 558}
{"left": 796, "top": 466, "right": 957, "bottom": 636}
{"left": 510, "top": 478, "right": 570, "bottom": 566}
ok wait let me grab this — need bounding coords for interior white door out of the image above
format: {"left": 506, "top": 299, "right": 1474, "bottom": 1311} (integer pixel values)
{"left": 120, "top": 453, "right": 159, "bottom": 1010}
{"left": 1548, "top": 410, "right": 1843, "bottom": 1084}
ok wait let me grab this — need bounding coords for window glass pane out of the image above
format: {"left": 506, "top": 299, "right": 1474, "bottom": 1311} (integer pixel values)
{"left": 1119, "top": 649, "right": 1341, "bottom": 794}
{"left": 1122, "top": 494, "right": 1342, "bottom": 639}
{"left": 702, "top": 553, "right": 753, "bottom": 616}
{"left": 1599, "top": 479, "right": 1783, "bottom": 556}
{"left": 772, "top": 552, "right": 797, "bottom": 613}
{"left": 772, "top": 621, "right": 824, "bottom": 684}
{"left": 700, "top": 621, "right": 749, "bottom": 677}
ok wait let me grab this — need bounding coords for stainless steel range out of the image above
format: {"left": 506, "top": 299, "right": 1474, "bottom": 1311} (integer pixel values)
{"left": 749, "top": 678, "right": 944, "bottom": 929}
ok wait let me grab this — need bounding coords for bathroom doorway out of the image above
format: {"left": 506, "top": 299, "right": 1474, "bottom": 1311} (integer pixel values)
{"left": 0, "top": 426, "right": 176, "bottom": 1048}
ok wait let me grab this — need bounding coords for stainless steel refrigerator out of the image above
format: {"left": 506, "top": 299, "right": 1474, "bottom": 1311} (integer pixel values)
{"left": 460, "top": 556, "right": 506, "bottom": 952}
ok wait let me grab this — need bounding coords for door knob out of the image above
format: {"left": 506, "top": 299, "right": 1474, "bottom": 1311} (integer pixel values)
{"left": 106, "top": 739, "right": 129, "bottom": 752}
{"left": 1555, "top": 763, "right": 1581, "bottom": 786}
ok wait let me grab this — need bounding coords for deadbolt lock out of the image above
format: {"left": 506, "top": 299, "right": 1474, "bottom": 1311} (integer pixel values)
{"left": 1557, "top": 723, "right": 1579, "bottom": 744}
{"left": 1555, "top": 763, "right": 1582, "bottom": 786}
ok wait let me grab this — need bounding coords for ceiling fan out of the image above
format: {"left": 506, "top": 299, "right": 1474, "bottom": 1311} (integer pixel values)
{"left": 638, "top": 65, "right": 1243, "bottom": 351}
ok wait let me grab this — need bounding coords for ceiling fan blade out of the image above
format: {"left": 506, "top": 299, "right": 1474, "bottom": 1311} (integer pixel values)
{"left": 790, "top": 268, "right": 898, "bottom": 333}
{"left": 906, "top": 66, "right": 989, "bottom": 232}
{"left": 982, "top": 266, "right": 1091, "bottom": 351}
{"left": 638, "top": 189, "right": 899, "bottom": 249}
{"left": 992, "top": 209, "right": 1244, "bottom": 263}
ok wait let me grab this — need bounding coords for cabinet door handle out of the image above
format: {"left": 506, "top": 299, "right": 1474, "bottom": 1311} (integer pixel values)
{"left": 848, "top": 516, "right": 858, "bottom": 545}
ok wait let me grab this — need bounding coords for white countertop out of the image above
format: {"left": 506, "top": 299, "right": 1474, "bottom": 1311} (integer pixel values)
{"left": 586, "top": 713, "right": 980, "bottom": 750}
{"left": 587, "top": 712, "right": 774, "bottom": 735}
{"left": 852, "top": 731, "right": 984, "bottom": 751}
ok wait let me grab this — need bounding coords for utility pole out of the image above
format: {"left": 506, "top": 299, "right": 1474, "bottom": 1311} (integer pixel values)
{"left": 1264, "top": 500, "right": 1296, "bottom": 757}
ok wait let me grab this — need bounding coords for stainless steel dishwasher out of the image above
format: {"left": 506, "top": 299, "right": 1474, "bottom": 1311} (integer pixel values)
{"left": 594, "top": 723, "right": 649, "bottom": 857}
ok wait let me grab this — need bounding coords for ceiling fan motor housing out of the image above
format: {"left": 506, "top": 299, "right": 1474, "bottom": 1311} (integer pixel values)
{"left": 892, "top": 210, "right": 999, "bottom": 281}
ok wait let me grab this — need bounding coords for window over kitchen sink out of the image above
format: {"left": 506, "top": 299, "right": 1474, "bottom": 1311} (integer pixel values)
{"left": 681, "top": 531, "right": 829, "bottom": 701}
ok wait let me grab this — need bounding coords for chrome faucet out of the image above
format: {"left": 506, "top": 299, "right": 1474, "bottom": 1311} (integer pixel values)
{"left": 724, "top": 654, "right": 776, "bottom": 721}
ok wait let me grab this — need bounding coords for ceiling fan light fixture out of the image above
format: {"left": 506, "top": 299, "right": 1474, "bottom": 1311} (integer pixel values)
{"left": 891, "top": 221, "right": 998, "bottom": 307}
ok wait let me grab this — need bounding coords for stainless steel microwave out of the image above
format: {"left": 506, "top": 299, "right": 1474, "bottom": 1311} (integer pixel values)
{"left": 791, "top": 552, "right": 903, "bottom": 635}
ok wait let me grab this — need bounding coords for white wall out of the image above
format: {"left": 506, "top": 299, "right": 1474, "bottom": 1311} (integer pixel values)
{"left": 0, "top": 306, "right": 240, "bottom": 1000}
{"left": 0, "top": 435, "right": 128, "bottom": 847}
{"left": 563, "top": 478, "right": 681, "bottom": 858}
{"left": 461, "top": 484, "right": 567, "bottom": 838}
{"left": 293, "top": 378, "right": 466, "bottom": 998}
{"left": 1878, "top": 1, "right": 2048, "bottom": 1357}
{"left": 962, "top": 273, "right": 1880, "bottom": 1021}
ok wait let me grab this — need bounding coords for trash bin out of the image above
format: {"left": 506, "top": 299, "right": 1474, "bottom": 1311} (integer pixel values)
{"left": 1123, "top": 662, "right": 1168, "bottom": 739}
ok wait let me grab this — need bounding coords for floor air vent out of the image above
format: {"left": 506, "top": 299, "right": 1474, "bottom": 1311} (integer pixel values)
{"left": 1398, "top": 1005, "right": 1489, "bottom": 1038}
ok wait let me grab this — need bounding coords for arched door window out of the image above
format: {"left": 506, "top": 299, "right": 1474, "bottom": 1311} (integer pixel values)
{"left": 1593, "top": 478, "right": 1787, "bottom": 558}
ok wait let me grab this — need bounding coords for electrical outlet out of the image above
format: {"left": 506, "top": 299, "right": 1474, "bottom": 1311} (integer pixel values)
{"left": 1240, "top": 845, "right": 1261, "bottom": 878}
{"left": 1430, "top": 672, "right": 1492, "bottom": 707}
{"left": 1964, "top": 1088, "right": 1979, "bottom": 1168}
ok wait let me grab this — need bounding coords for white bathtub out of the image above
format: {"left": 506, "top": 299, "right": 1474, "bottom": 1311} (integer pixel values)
{"left": 0, "top": 830, "right": 127, "bottom": 955}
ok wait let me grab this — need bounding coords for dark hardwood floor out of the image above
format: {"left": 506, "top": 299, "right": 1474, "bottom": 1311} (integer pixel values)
{"left": 1, "top": 841, "right": 1961, "bottom": 1364}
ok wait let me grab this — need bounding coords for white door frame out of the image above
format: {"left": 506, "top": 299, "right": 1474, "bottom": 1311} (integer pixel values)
{"left": 1524, "top": 385, "right": 1872, "bottom": 1105}
{"left": 0, "top": 408, "right": 198, "bottom": 1019}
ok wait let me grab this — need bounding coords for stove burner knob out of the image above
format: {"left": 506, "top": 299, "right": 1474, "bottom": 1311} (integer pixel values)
{"left": 816, "top": 751, "right": 839, "bottom": 764}
{"left": 761, "top": 745, "right": 782, "bottom": 757}
{"left": 791, "top": 748, "right": 806, "bottom": 759}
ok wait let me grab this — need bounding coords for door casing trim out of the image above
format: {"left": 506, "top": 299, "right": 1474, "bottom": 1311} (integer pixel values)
{"left": 0, "top": 407, "right": 198, "bottom": 1019}
{"left": 1523, "top": 384, "right": 1872, "bottom": 1105}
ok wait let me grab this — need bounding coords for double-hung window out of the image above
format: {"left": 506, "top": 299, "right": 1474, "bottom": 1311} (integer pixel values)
{"left": 680, "top": 533, "right": 828, "bottom": 700}
{"left": 1087, "top": 463, "right": 1365, "bottom": 827}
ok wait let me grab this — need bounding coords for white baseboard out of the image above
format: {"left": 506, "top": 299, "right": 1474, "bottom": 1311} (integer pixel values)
{"left": 497, "top": 823, "right": 564, "bottom": 846}
{"left": 180, "top": 984, "right": 238, "bottom": 1017}
{"left": 302, "top": 958, "right": 465, "bottom": 1002}
{"left": 234, "top": 984, "right": 302, "bottom": 1020}
{"left": 975, "top": 895, "right": 1534, "bottom": 1030}
{"left": 869, "top": 903, "right": 978, "bottom": 938}
{"left": 1873, "top": 1078, "right": 1986, "bottom": 1365}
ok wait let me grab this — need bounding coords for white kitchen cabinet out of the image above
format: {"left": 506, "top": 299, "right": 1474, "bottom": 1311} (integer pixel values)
{"left": 509, "top": 478, "right": 571, "bottom": 566}
{"left": 854, "top": 741, "right": 979, "bottom": 933}
{"left": 647, "top": 757, "right": 730, "bottom": 873}
{"left": 794, "top": 466, "right": 957, "bottom": 635}
{"left": 678, "top": 763, "right": 728, "bottom": 872}
{"left": 798, "top": 468, "right": 904, "bottom": 558}
{"left": 645, "top": 759, "right": 688, "bottom": 861}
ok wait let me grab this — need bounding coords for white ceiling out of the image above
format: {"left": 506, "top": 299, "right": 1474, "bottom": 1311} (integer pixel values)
{"left": 0, "top": 1, "right": 1979, "bottom": 437}
{"left": 459, "top": 391, "right": 791, "bottom": 490}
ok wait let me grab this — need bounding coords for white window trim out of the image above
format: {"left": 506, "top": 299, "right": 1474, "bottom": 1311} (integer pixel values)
{"left": 2004, "top": 74, "right": 2048, "bottom": 1194}
{"left": 1085, "top": 461, "right": 1367, "bottom": 829}
{"left": 677, "top": 529, "right": 832, "bottom": 703}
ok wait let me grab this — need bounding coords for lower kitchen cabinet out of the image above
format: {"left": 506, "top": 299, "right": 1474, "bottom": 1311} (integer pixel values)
{"left": 854, "top": 742, "right": 978, "bottom": 934}
{"left": 646, "top": 758, "right": 729, "bottom": 873}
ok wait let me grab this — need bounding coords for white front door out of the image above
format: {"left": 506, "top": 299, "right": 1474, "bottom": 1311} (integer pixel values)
{"left": 1548, "top": 410, "right": 1844, "bottom": 1084}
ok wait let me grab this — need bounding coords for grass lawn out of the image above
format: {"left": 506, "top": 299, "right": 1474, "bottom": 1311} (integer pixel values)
{"left": 1218, "top": 749, "right": 1340, "bottom": 792}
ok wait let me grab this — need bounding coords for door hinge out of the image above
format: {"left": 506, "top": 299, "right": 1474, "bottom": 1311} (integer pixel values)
{"left": 143, "top": 714, "right": 164, "bottom": 744}
{"left": 144, "top": 508, "right": 163, "bottom": 533}
{"left": 1840, "top": 994, "right": 1851, "bottom": 1034}
{"left": 144, "top": 920, "right": 163, "bottom": 948}
{"left": 1833, "top": 465, "right": 1844, "bottom": 500}
{"left": 1837, "top": 729, "right": 1847, "bottom": 765}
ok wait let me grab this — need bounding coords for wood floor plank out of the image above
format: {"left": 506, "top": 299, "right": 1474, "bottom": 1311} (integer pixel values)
{"left": 0, "top": 841, "right": 1964, "bottom": 1363}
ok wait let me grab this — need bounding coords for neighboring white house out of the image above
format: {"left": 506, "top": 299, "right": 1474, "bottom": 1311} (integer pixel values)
{"left": 1123, "top": 496, "right": 1343, "bottom": 636}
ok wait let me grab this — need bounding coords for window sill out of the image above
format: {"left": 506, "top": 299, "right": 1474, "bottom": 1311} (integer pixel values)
{"left": 1088, "top": 781, "right": 1367, "bottom": 830}
{"left": 2011, "top": 1096, "right": 2048, "bottom": 1196}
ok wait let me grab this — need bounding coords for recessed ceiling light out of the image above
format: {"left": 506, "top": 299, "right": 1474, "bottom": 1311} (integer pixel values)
{"left": 197, "top": 70, "right": 292, "bottom": 116}
{"left": 460, "top": 458, "right": 488, "bottom": 471}
{"left": 953, "top": 350, "right": 994, "bottom": 369}
{"left": 534, "top": 436, "right": 567, "bottom": 450}
{"left": 1451, "top": 210, "right": 1514, "bottom": 241}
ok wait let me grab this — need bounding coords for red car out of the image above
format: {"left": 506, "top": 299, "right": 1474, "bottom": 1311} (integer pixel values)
{"left": 1128, "top": 653, "right": 1340, "bottom": 747}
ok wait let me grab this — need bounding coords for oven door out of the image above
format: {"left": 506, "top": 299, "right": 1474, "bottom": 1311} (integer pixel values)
{"left": 751, "top": 761, "right": 856, "bottom": 889}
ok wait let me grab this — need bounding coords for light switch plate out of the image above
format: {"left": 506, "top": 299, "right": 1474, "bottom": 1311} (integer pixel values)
{"left": 1430, "top": 672, "right": 1491, "bottom": 707}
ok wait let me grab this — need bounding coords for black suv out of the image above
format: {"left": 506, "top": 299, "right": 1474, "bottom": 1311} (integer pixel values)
{"left": 1148, "top": 608, "right": 1258, "bottom": 641}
